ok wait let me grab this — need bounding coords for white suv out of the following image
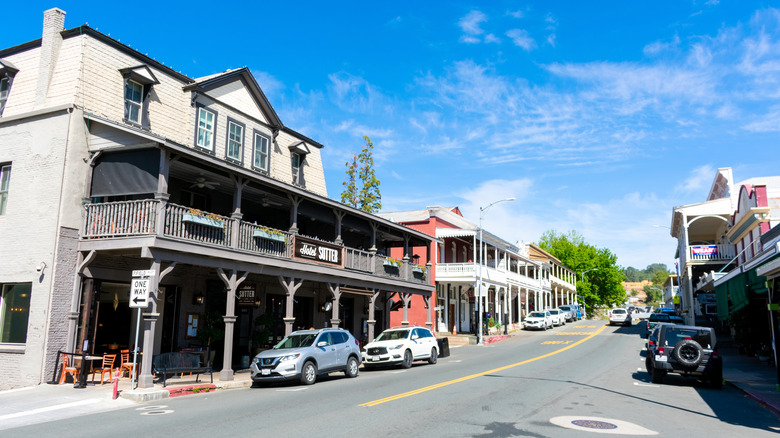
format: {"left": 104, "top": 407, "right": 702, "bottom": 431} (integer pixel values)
{"left": 362, "top": 326, "right": 439, "bottom": 369}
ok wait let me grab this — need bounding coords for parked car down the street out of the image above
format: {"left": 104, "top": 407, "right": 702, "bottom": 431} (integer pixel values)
{"left": 548, "top": 309, "right": 566, "bottom": 326}
{"left": 362, "top": 326, "right": 439, "bottom": 369}
{"left": 558, "top": 306, "right": 575, "bottom": 322}
{"left": 609, "top": 308, "right": 632, "bottom": 326}
{"left": 644, "top": 313, "right": 685, "bottom": 338}
{"left": 250, "top": 328, "right": 362, "bottom": 386}
{"left": 524, "top": 311, "right": 553, "bottom": 330}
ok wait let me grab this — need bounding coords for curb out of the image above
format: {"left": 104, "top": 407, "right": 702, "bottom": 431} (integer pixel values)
{"left": 725, "top": 380, "right": 780, "bottom": 418}
{"left": 120, "top": 378, "right": 252, "bottom": 402}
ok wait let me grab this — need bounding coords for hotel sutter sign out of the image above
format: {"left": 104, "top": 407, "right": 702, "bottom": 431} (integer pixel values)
{"left": 293, "top": 236, "right": 344, "bottom": 267}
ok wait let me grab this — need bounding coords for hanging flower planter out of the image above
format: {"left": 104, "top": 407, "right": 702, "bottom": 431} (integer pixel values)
{"left": 253, "top": 228, "right": 286, "bottom": 242}
{"left": 183, "top": 212, "right": 223, "bottom": 228}
{"left": 411, "top": 265, "right": 425, "bottom": 274}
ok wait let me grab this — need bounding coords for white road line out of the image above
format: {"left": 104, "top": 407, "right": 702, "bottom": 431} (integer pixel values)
{"left": 0, "top": 399, "right": 101, "bottom": 421}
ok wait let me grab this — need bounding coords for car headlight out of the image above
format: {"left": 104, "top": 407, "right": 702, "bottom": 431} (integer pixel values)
{"left": 389, "top": 344, "right": 404, "bottom": 350}
{"left": 252, "top": 357, "right": 260, "bottom": 365}
{"left": 279, "top": 353, "right": 300, "bottom": 363}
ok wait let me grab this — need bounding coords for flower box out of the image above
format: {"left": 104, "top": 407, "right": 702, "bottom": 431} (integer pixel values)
{"left": 383, "top": 258, "right": 402, "bottom": 268}
{"left": 412, "top": 266, "right": 425, "bottom": 273}
{"left": 183, "top": 212, "right": 223, "bottom": 229}
{"left": 253, "top": 228, "right": 286, "bottom": 242}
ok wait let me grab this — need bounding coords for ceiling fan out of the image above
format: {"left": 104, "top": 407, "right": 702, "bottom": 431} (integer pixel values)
{"left": 190, "top": 175, "right": 220, "bottom": 190}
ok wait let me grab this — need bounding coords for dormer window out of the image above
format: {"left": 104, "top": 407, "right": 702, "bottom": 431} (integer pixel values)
{"left": 0, "top": 59, "right": 19, "bottom": 117}
{"left": 118, "top": 65, "right": 159, "bottom": 129}
{"left": 288, "top": 141, "right": 310, "bottom": 187}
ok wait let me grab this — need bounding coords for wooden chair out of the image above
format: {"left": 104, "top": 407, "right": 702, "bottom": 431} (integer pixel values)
{"left": 119, "top": 349, "right": 134, "bottom": 377}
{"left": 58, "top": 353, "right": 79, "bottom": 384}
{"left": 92, "top": 354, "right": 116, "bottom": 384}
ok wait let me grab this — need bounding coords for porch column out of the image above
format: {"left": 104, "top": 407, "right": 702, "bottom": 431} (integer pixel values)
{"left": 279, "top": 276, "right": 304, "bottom": 335}
{"left": 66, "top": 250, "right": 96, "bottom": 353}
{"left": 288, "top": 195, "right": 302, "bottom": 234}
{"left": 423, "top": 295, "right": 432, "bottom": 331}
{"left": 230, "top": 176, "right": 247, "bottom": 250}
{"left": 369, "top": 222, "right": 378, "bottom": 253}
{"left": 217, "top": 268, "right": 248, "bottom": 381}
{"left": 328, "top": 283, "right": 342, "bottom": 328}
{"left": 333, "top": 210, "right": 346, "bottom": 245}
{"left": 400, "top": 292, "right": 412, "bottom": 325}
{"left": 367, "top": 289, "right": 379, "bottom": 342}
{"left": 402, "top": 233, "right": 411, "bottom": 261}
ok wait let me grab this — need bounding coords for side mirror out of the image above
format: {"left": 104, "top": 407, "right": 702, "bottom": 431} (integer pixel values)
{"left": 411, "top": 335, "right": 419, "bottom": 341}
{"left": 317, "top": 341, "right": 328, "bottom": 347}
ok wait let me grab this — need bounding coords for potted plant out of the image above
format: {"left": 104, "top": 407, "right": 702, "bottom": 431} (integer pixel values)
{"left": 195, "top": 311, "right": 225, "bottom": 351}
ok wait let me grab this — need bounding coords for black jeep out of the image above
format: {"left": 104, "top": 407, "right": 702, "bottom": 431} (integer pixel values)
{"left": 645, "top": 323, "right": 722, "bottom": 389}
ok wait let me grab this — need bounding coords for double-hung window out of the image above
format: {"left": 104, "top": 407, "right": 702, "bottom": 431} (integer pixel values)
{"left": 291, "top": 152, "right": 303, "bottom": 186}
{"left": 253, "top": 132, "right": 270, "bottom": 172}
{"left": 0, "top": 164, "right": 10, "bottom": 215}
{"left": 226, "top": 119, "right": 244, "bottom": 162}
{"left": 0, "top": 283, "right": 32, "bottom": 344}
{"left": 124, "top": 80, "right": 143, "bottom": 125}
{"left": 118, "top": 65, "right": 158, "bottom": 129}
{"left": 196, "top": 107, "right": 216, "bottom": 151}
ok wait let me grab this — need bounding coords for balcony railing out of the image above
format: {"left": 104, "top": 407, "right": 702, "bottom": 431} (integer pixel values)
{"left": 687, "top": 244, "right": 736, "bottom": 262}
{"left": 82, "top": 200, "right": 428, "bottom": 284}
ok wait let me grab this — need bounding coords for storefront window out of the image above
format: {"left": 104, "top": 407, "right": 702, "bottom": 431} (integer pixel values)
{"left": 0, "top": 283, "right": 32, "bottom": 344}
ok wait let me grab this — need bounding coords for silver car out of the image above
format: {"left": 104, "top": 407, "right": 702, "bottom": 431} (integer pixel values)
{"left": 250, "top": 328, "right": 362, "bottom": 385}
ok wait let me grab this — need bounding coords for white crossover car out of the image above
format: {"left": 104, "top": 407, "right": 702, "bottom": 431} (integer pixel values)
{"left": 524, "top": 311, "right": 552, "bottom": 330}
{"left": 362, "top": 326, "right": 439, "bottom": 369}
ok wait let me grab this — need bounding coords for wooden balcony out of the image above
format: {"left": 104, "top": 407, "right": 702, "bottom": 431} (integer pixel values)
{"left": 81, "top": 200, "right": 429, "bottom": 285}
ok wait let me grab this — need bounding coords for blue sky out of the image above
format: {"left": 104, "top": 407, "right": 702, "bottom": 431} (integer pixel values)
{"left": 5, "top": 1, "right": 780, "bottom": 270}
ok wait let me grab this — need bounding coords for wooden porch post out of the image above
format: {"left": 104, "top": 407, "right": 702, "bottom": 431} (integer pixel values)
{"left": 367, "top": 289, "right": 379, "bottom": 342}
{"left": 217, "top": 268, "right": 249, "bottom": 382}
{"left": 327, "top": 283, "right": 342, "bottom": 328}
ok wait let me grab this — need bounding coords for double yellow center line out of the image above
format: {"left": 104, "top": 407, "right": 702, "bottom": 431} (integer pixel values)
{"left": 360, "top": 324, "right": 607, "bottom": 407}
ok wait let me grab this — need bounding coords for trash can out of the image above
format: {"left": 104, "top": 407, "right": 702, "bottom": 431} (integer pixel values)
{"left": 437, "top": 338, "right": 450, "bottom": 358}
{"left": 241, "top": 355, "right": 250, "bottom": 369}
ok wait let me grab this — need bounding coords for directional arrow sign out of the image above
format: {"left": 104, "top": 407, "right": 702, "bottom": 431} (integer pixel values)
{"left": 130, "top": 277, "right": 150, "bottom": 308}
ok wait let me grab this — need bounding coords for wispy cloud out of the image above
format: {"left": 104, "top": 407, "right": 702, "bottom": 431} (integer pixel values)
{"left": 458, "top": 10, "right": 488, "bottom": 43}
{"left": 327, "top": 72, "right": 388, "bottom": 114}
{"left": 677, "top": 165, "right": 715, "bottom": 194}
{"left": 506, "top": 29, "right": 536, "bottom": 50}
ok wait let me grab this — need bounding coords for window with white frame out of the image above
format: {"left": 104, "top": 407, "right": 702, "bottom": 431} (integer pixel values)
{"left": 226, "top": 119, "right": 244, "bottom": 162}
{"left": 0, "top": 164, "right": 10, "bottom": 215}
{"left": 253, "top": 132, "right": 270, "bottom": 172}
{"left": 291, "top": 152, "right": 303, "bottom": 186}
{"left": 0, "top": 283, "right": 32, "bottom": 344}
{"left": 196, "top": 107, "right": 216, "bottom": 151}
{"left": 124, "top": 80, "right": 143, "bottom": 125}
{"left": 0, "top": 77, "right": 9, "bottom": 116}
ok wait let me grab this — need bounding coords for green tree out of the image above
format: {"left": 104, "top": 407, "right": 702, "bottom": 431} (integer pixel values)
{"left": 341, "top": 136, "right": 381, "bottom": 213}
{"left": 624, "top": 267, "right": 641, "bottom": 282}
{"left": 538, "top": 230, "right": 626, "bottom": 316}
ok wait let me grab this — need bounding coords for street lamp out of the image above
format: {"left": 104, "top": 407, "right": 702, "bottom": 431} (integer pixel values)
{"left": 579, "top": 268, "right": 597, "bottom": 318}
{"left": 476, "top": 197, "right": 515, "bottom": 345}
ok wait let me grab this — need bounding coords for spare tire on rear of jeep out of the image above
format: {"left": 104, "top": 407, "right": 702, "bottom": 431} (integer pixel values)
{"left": 673, "top": 339, "right": 704, "bottom": 367}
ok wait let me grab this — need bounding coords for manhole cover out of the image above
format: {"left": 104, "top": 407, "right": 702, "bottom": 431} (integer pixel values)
{"left": 572, "top": 419, "right": 618, "bottom": 429}
{"left": 140, "top": 410, "right": 174, "bottom": 416}
{"left": 550, "top": 416, "right": 657, "bottom": 435}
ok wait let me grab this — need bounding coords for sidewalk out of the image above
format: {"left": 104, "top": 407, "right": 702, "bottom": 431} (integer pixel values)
{"left": 0, "top": 370, "right": 253, "bottom": 431}
{"left": 719, "top": 338, "right": 780, "bottom": 417}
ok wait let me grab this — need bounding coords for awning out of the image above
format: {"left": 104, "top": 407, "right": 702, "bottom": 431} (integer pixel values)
{"left": 91, "top": 149, "right": 160, "bottom": 197}
{"left": 757, "top": 253, "right": 780, "bottom": 279}
{"left": 715, "top": 272, "right": 749, "bottom": 321}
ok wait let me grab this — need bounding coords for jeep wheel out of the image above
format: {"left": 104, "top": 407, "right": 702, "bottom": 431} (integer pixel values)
{"left": 428, "top": 348, "right": 438, "bottom": 364}
{"left": 344, "top": 356, "right": 359, "bottom": 378}
{"left": 401, "top": 350, "right": 413, "bottom": 369}
{"left": 645, "top": 356, "right": 652, "bottom": 374}
{"left": 300, "top": 361, "right": 317, "bottom": 385}
{"left": 673, "top": 339, "right": 704, "bottom": 367}
{"left": 650, "top": 365, "right": 666, "bottom": 384}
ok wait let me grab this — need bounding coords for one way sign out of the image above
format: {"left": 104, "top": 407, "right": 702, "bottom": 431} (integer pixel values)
{"left": 130, "top": 277, "right": 150, "bottom": 308}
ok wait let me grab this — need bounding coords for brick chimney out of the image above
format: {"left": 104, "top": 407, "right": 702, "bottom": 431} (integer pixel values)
{"left": 34, "top": 8, "right": 66, "bottom": 109}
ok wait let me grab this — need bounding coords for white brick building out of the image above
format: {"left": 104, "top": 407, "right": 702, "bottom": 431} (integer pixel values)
{"left": 0, "top": 8, "right": 436, "bottom": 390}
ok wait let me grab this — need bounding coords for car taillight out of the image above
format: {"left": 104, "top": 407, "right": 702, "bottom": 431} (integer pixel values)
{"left": 658, "top": 347, "right": 665, "bottom": 354}
{"left": 711, "top": 351, "right": 719, "bottom": 359}
{"left": 648, "top": 340, "right": 655, "bottom": 346}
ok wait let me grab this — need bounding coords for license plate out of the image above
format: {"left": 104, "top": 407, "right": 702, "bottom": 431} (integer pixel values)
{"left": 655, "top": 355, "right": 667, "bottom": 362}
{"left": 369, "top": 357, "right": 378, "bottom": 361}
{"left": 261, "top": 368, "right": 271, "bottom": 375}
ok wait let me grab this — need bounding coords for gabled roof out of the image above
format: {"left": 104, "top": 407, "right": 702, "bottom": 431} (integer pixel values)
{"left": 185, "top": 67, "right": 283, "bottom": 129}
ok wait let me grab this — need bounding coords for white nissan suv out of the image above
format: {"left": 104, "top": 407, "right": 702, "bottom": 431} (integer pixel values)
{"left": 362, "top": 326, "right": 439, "bottom": 369}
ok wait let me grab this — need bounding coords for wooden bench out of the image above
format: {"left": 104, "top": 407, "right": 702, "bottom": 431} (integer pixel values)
{"left": 152, "top": 352, "right": 212, "bottom": 387}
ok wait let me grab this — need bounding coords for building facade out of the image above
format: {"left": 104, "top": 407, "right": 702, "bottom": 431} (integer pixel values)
{"left": 379, "top": 207, "right": 577, "bottom": 335}
{"left": 0, "top": 9, "right": 435, "bottom": 390}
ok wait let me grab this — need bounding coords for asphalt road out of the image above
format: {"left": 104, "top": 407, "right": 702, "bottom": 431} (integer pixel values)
{"left": 6, "top": 321, "right": 779, "bottom": 437}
